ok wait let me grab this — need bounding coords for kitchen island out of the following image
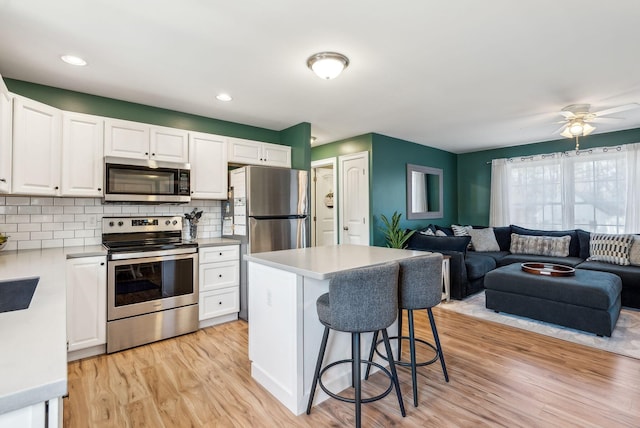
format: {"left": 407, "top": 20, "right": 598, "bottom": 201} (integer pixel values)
{"left": 245, "top": 244, "right": 424, "bottom": 415}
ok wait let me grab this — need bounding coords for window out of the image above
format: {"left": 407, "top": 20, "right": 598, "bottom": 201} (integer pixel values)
{"left": 491, "top": 146, "right": 630, "bottom": 233}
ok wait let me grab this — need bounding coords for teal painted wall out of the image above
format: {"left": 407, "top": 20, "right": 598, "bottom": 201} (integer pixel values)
{"left": 5, "top": 78, "right": 281, "bottom": 143}
{"left": 311, "top": 133, "right": 457, "bottom": 247}
{"left": 280, "top": 122, "right": 311, "bottom": 170}
{"left": 371, "top": 134, "right": 457, "bottom": 246}
{"left": 457, "top": 128, "right": 640, "bottom": 226}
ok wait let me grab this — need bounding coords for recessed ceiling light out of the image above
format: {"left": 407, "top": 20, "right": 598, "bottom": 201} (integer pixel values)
{"left": 60, "top": 55, "right": 87, "bottom": 66}
{"left": 216, "top": 93, "right": 232, "bottom": 102}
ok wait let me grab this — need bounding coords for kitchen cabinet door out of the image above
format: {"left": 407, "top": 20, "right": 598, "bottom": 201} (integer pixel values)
{"left": 104, "top": 118, "right": 149, "bottom": 159}
{"left": 0, "top": 76, "right": 11, "bottom": 193}
{"left": 61, "top": 112, "right": 104, "bottom": 197}
{"left": 66, "top": 256, "right": 107, "bottom": 352}
{"left": 262, "top": 142, "right": 291, "bottom": 167}
{"left": 12, "top": 96, "right": 62, "bottom": 196}
{"left": 151, "top": 125, "right": 189, "bottom": 162}
{"left": 189, "top": 131, "right": 228, "bottom": 199}
{"left": 228, "top": 137, "right": 291, "bottom": 167}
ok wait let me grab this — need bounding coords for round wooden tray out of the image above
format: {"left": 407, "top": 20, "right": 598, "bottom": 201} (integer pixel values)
{"left": 521, "top": 262, "right": 575, "bottom": 277}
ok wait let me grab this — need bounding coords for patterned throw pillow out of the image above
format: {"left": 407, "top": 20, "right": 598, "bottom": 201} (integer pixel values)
{"left": 588, "top": 233, "right": 634, "bottom": 266}
{"left": 468, "top": 227, "right": 500, "bottom": 252}
{"left": 435, "top": 230, "right": 448, "bottom": 237}
{"left": 630, "top": 236, "right": 640, "bottom": 266}
{"left": 419, "top": 228, "right": 435, "bottom": 236}
{"left": 451, "top": 224, "right": 472, "bottom": 236}
{"left": 509, "top": 233, "right": 571, "bottom": 257}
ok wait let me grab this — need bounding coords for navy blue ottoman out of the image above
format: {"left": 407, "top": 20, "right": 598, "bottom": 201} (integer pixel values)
{"left": 484, "top": 263, "right": 622, "bottom": 337}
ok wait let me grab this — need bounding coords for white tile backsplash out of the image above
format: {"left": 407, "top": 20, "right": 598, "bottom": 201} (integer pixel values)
{"left": 0, "top": 197, "right": 222, "bottom": 251}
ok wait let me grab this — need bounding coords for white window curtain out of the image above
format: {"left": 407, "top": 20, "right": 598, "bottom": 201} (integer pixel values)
{"left": 625, "top": 143, "right": 640, "bottom": 233}
{"left": 489, "top": 144, "right": 633, "bottom": 233}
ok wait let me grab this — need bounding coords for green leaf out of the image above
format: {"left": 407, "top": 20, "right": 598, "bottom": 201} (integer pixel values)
{"left": 378, "top": 211, "right": 415, "bottom": 249}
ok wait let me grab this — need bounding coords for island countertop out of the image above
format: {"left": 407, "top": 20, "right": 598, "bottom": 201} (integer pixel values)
{"left": 244, "top": 244, "right": 425, "bottom": 280}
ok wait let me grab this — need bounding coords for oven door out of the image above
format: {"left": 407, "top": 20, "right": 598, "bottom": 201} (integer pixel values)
{"left": 107, "top": 252, "right": 199, "bottom": 321}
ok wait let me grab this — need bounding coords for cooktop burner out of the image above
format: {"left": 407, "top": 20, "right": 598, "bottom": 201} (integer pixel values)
{"left": 102, "top": 216, "right": 196, "bottom": 253}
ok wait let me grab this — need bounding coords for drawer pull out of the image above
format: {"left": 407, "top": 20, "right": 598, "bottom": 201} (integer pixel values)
{"left": 219, "top": 252, "right": 223, "bottom": 256}
{"left": 219, "top": 301, "right": 223, "bottom": 305}
{"left": 219, "top": 274, "right": 222, "bottom": 278}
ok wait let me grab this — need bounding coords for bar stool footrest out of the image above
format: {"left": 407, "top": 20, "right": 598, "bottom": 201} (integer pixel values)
{"left": 375, "top": 336, "right": 439, "bottom": 367}
{"left": 318, "top": 359, "right": 394, "bottom": 404}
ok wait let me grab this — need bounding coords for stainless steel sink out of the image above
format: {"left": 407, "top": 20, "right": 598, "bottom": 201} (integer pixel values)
{"left": 0, "top": 277, "right": 39, "bottom": 313}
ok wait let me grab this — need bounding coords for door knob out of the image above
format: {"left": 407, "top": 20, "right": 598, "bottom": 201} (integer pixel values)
{"left": 343, "top": 226, "right": 349, "bottom": 231}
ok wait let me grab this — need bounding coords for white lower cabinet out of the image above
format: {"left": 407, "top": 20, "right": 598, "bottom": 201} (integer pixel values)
{"left": 198, "top": 245, "right": 240, "bottom": 326}
{"left": 66, "top": 256, "right": 107, "bottom": 359}
{"left": 0, "top": 398, "right": 61, "bottom": 428}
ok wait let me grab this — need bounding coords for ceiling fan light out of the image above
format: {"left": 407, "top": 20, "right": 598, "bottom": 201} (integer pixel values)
{"left": 307, "top": 52, "right": 349, "bottom": 80}
{"left": 583, "top": 123, "right": 596, "bottom": 136}
{"left": 569, "top": 121, "right": 584, "bottom": 136}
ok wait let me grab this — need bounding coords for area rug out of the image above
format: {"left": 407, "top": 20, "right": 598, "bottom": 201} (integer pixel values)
{"left": 439, "top": 291, "right": 640, "bottom": 360}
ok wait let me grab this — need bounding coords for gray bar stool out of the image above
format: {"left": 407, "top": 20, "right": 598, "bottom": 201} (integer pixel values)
{"left": 365, "top": 253, "right": 448, "bottom": 407}
{"left": 306, "top": 261, "right": 406, "bottom": 428}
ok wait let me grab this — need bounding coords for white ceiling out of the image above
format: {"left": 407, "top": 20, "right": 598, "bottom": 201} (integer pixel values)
{"left": 1, "top": 0, "right": 640, "bottom": 154}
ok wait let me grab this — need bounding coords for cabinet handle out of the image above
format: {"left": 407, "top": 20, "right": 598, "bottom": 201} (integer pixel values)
{"left": 151, "top": 153, "right": 155, "bottom": 156}
{"left": 100, "top": 262, "right": 105, "bottom": 266}
{"left": 219, "top": 252, "right": 222, "bottom": 256}
{"left": 343, "top": 226, "right": 349, "bottom": 231}
{"left": 218, "top": 301, "right": 223, "bottom": 305}
{"left": 0, "top": 178, "right": 5, "bottom": 182}
{"left": 145, "top": 152, "right": 149, "bottom": 156}
{"left": 55, "top": 186, "right": 59, "bottom": 190}
{"left": 218, "top": 274, "right": 222, "bottom": 278}
{"left": 97, "top": 188, "right": 102, "bottom": 191}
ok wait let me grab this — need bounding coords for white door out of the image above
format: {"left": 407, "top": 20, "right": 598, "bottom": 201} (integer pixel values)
{"left": 311, "top": 159, "right": 337, "bottom": 246}
{"left": 339, "top": 151, "right": 369, "bottom": 245}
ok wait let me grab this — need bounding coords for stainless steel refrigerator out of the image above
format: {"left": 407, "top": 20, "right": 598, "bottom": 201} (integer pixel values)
{"left": 222, "top": 165, "right": 310, "bottom": 320}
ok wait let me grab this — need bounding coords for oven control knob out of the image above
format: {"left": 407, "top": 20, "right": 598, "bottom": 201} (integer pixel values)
{"left": 109, "top": 221, "right": 114, "bottom": 227}
{"left": 165, "top": 220, "right": 171, "bottom": 226}
{"left": 172, "top": 220, "right": 178, "bottom": 225}
{"left": 118, "top": 221, "right": 124, "bottom": 227}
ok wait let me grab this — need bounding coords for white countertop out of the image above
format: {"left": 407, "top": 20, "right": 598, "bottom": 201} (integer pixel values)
{"left": 196, "top": 237, "right": 241, "bottom": 248}
{"left": 244, "top": 244, "right": 425, "bottom": 280}
{"left": 0, "top": 245, "right": 105, "bottom": 414}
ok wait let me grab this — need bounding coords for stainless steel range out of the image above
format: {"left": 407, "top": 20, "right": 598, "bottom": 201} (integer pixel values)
{"left": 103, "top": 216, "right": 199, "bottom": 353}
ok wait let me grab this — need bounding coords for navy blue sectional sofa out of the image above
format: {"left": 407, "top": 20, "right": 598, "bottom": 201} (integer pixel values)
{"left": 406, "top": 225, "right": 640, "bottom": 309}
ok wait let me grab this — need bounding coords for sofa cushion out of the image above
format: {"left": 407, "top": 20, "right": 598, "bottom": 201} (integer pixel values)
{"left": 587, "top": 233, "right": 634, "bottom": 266}
{"left": 493, "top": 226, "right": 512, "bottom": 251}
{"left": 578, "top": 260, "right": 640, "bottom": 291}
{"left": 511, "top": 225, "right": 580, "bottom": 257}
{"left": 464, "top": 252, "right": 497, "bottom": 280}
{"left": 471, "top": 250, "right": 510, "bottom": 263}
{"left": 468, "top": 227, "right": 500, "bottom": 252}
{"left": 577, "top": 229, "right": 591, "bottom": 259}
{"left": 406, "top": 233, "right": 471, "bottom": 253}
{"left": 496, "top": 254, "right": 584, "bottom": 268}
{"left": 510, "top": 233, "right": 571, "bottom": 257}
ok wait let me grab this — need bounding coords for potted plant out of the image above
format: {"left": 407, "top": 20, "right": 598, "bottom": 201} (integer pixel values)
{"left": 379, "top": 211, "right": 415, "bottom": 249}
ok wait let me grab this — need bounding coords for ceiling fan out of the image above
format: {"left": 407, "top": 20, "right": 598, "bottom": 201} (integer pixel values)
{"left": 554, "top": 102, "right": 640, "bottom": 139}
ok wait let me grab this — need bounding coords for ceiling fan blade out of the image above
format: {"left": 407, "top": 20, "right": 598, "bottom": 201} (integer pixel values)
{"left": 558, "top": 111, "right": 576, "bottom": 118}
{"left": 552, "top": 124, "right": 567, "bottom": 135}
{"left": 590, "top": 117, "right": 624, "bottom": 124}
{"left": 592, "top": 103, "right": 640, "bottom": 117}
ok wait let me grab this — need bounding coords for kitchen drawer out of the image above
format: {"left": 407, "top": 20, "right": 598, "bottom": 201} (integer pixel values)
{"left": 199, "top": 287, "right": 239, "bottom": 320}
{"left": 199, "top": 245, "right": 239, "bottom": 263}
{"left": 200, "top": 260, "right": 239, "bottom": 292}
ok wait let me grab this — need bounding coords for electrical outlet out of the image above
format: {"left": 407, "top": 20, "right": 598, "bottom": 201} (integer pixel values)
{"left": 87, "top": 215, "right": 97, "bottom": 228}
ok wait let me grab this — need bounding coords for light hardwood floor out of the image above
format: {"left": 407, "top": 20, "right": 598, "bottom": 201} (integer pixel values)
{"left": 64, "top": 308, "right": 640, "bottom": 427}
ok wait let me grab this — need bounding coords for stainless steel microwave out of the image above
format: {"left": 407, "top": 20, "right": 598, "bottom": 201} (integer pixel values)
{"left": 104, "top": 156, "right": 191, "bottom": 203}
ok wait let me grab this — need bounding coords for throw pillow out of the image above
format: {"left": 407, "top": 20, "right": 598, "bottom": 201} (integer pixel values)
{"left": 509, "top": 233, "right": 571, "bottom": 257}
{"left": 630, "top": 236, "right": 640, "bottom": 266}
{"left": 419, "top": 228, "right": 435, "bottom": 236}
{"left": 468, "top": 227, "right": 500, "bottom": 252}
{"left": 587, "top": 233, "right": 634, "bottom": 266}
{"left": 435, "top": 230, "right": 448, "bottom": 237}
{"left": 451, "top": 224, "right": 472, "bottom": 236}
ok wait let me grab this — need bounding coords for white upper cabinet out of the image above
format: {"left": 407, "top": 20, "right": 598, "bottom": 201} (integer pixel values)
{"left": 61, "top": 112, "right": 104, "bottom": 197}
{"left": 189, "top": 131, "right": 228, "bottom": 199}
{"left": 0, "top": 75, "right": 12, "bottom": 193}
{"left": 104, "top": 118, "right": 189, "bottom": 162}
{"left": 12, "top": 96, "right": 62, "bottom": 196}
{"left": 151, "top": 125, "right": 189, "bottom": 163}
{"left": 228, "top": 137, "right": 291, "bottom": 168}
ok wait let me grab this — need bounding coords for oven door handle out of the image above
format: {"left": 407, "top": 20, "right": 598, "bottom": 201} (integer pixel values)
{"left": 109, "top": 247, "right": 197, "bottom": 260}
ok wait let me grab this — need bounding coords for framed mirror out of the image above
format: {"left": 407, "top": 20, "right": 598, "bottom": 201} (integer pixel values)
{"left": 406, "top": 164, "right": 443, "bottom": 219}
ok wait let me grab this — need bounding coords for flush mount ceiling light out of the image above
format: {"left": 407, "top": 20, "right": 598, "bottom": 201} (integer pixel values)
{"left": 216, "top": 93, "right": 232, "bottom": 102}
{"left": 307, "top": 52, "right": 349, "bottom": 80}
{"left": 60, "top": 55, "right": 87, "bottom": 66}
